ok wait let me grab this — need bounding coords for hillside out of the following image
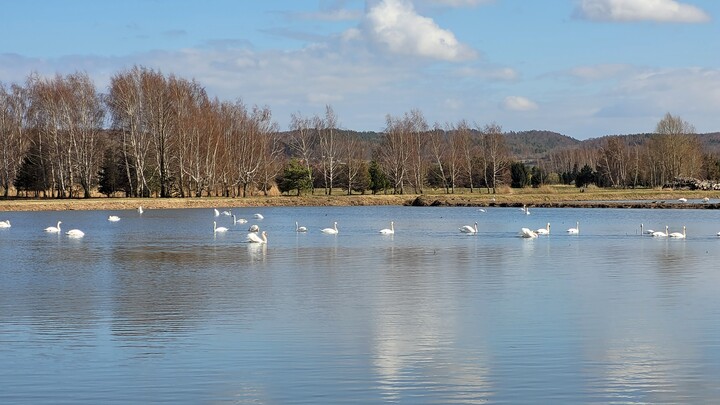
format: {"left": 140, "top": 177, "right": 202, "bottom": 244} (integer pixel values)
{"left": 504, "top": 130, "right": 581, "bottom": 159}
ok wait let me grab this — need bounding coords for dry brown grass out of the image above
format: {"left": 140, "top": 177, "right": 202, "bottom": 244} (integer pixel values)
{"left": 1, "top": 186, "right": 719, "bottom": 212}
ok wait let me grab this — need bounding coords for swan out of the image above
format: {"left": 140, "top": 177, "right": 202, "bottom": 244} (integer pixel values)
{"left": 253, "top": 213, "right": 264, "bottom": 219}
{"left": 669, "top": 226, "right": 686, "bottom": 239}
{"left": 214, "top": 221, "right": 228, "bottom": 233}
{"left": 296, "top": 221, "right": 307, "bottom": 233}
{"left": 379, "top": 221, "right": 395, "bottom": 235}
{"left": 66, "top": 229, "right": 84, "bottom": 238}
{"left": 108, "top": 215, "right": 121, "bottom": 222}
{"left": 536, "top": 223, "right": 550, "bottom": 235}
{"left": 222, "top": 210, "right": 232, "bottom": 216}
{"left": 567, "top": 221, "right": 579, "bottom": 234}
{"left": 520, "top": 227, "right": 538, "bottom": 238}
{"left": 214, "top": 208, "right": 220, "bottom": 217}
{"left": 640, "top": 223, "right": 655, "bottom": 235}
{"left": 652, "top": 226, "right": 669, "bottom": 238}
{"left": 0, "top": 220, "right": 11, "bottom": 228}
{"left": 703, "top": 197, "right": 710, "bottom": 203}
{"left": 248, "top": 224, "right": 260, "bottom": 232}
{"left": 717, "top": 231, "right": 720, "bottom": 237}
{"left": 137, "top": 206, "right": 144, "bottom": 214}
{"left": 478, "top": 208, "right": 486, "bottom": 213}
{"left": 459, "top": 222, "right": 478, "bottom": 234}
{"left": 233, "top": 215, "right": 248, "bottom": 224}
{"left": 321, "top": 222, "right": 339, "bottom": 234}
{"left": 247, "top": 231, "right": 268, "bottom": 244}
{"left": 45, "top": 221, "right": 62, "bottom": 233}
{"left": 678, "top": 197, "right": 687, "bottom": 203}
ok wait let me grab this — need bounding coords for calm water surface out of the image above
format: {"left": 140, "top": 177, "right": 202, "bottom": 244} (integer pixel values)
{"left": 1, "top": 206, "right": 720, "bottom": 404}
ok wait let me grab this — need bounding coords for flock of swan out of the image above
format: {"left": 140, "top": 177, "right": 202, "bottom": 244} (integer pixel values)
{"left": 2, "top": 203, "right": 719, "bottom": 243}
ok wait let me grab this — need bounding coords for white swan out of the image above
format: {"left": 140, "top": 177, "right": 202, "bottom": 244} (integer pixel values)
{"left": 459, "top": 222, "right": 478, "bottom": 234}
{"left": 478, "top": 208, "right": 486, "bottom": 212}
{"left": 703, "top": 197, "right": 710, "bottom": 203}
{"left": 137, "top": 206, "right": 144, "bottom": 214}
{"left": 567, "top": 221, "right": 579, "bottom": 234}
{"left": 296, "top": 221, "right": 307, "bottom": 233}
{"left": 321, "top": 222, "right": 339, "bottom": 234}
{"left": 520, "top": 227, "right": 538, "bottom": 238}
{"left": 248, "top": 224, "right": 260, "bottom": 232}
{"left": 66, "top": 229, "right": 84, "bottom": 238}
{"left": 652, "top": 226, "right": 669, "bottom": 238}
{"left": 678, "top": 197, "right": 687, "bottom": 203}
{"left": 45, "top": 221, "right": 62, "bottom": 233}
{"left": 214, "top": 221, "right": 228, "bottom": 233}
{"left": 214, "top": 208, "right": 220, "bottom": 217}
{"left": 222, "top": 210, "right": 232, "bottom": 216}
{"left": 233, "top": 215, "right": 248, "bottom": 224}
{"left": 108, "top": 215, "right": 121, "bottom": 222}
{"left": 669, "top": 226, "right": 686, "bottom": 239}
{"left": 640, "top": 223, "right": 655, "bottom": 235}
{"left": 253, "top": 213, "right": 264, "bottom": 219}
{"left": 247, "top": 231, "right": 268, "bottom": 244}
{"left": 0, "top": 220, "right": 11, "bottom": 228}
{"left": 379, "top": 221, "right": 395, "bottom": 235}
{"left": 536, "top": 223, "right": 550, "bottom": 235}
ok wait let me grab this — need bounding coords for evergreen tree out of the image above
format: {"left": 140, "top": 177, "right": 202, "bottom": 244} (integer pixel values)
{"left": 530, "top": 166, "right": 547, "bottom": 187}
{"left": 98, "top": 147, "right": 133, "bottom": 197}
{"left": 14, "top": 144, "right": 49, "bottom": 197}
{"left": 351, "top": 160, "right": 371, "bottom": 194}
{"left": 576, "top": 164, "right": 596, "bottom": 188}
{"left": 510, "top": 162, "right": 530, "bottom": 188}
{"left": 276, "top": 159, "right": 312, "bottom": 196}
{"left": 368, "top": 160, "right": 389, "bottom": 195}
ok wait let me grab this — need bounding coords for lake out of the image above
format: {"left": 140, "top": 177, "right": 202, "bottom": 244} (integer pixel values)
{"left": 1, "top": 205, "right": 720, "bottom": 404}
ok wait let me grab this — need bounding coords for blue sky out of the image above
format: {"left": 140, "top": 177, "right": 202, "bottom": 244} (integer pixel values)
{"left": 1, "top": 0, "right": 718, "bottom": 139}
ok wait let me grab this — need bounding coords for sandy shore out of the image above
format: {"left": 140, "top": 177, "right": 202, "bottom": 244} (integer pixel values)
{"left": 1, "top": 190, "right": 719, "bottom": 212}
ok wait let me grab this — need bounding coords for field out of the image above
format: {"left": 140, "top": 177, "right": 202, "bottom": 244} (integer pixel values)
{"left": 1, "top": 186, "right": 719, "bottom": 212}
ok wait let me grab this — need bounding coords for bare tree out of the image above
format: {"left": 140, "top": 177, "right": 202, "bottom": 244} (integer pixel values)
{"left": 64, "top": 72, "right": 105, "bottom": 198}
{"left": 255, "top": 107, "right": 282, "bottom": 196}
{"left": 427, "top": 123, "right": 450, "bottom": 193}
{"left": 379, "top": 113, "right": 410, "bottom": 194}
{"left": 317, "top": 105, "right": 341, "bottom": 195}
{"left": 407, "top": 109, "right": 428, "bottom": 194}
{"left": 479, "top": 122, "right": 508, "bottom": 194}
{"left": 169, "top": 76, "right": 207, "bottom": 197}
{"left": 455, "top": 120, "right": 475, "bottom": 192}
{"left": 0, "top": 82, "right": 29, "bottom": 197}
{"left": 341, "top": 132, "right": 365, "bottom": 195}
{"left": 289, "top": 112, "right": 317, "bottom": 194}
{"left": 107, "top": 66, "right": 152, "bottom": 197}
{"left": 648, "top": 112, "right": 702, "bottom": 186}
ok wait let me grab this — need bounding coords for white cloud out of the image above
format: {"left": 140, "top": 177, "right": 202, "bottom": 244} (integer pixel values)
{"left": 568, "top": 64, "right": 633, "bottom": 80}
{"left": 575, "top": 0, "right": 711, "bottom": 23}
{"left": 424, "top": 0, "right": 494, "bottom": 6}
{"left": 291, "top": 9, "right": 363, "bottom": 21}
{"left": 356, "top": 0, "right": 478, "bottom": 61}
{"left": 502, "top": 96, "right": 539, "bottom": 111}
{"left": 454, "top": 66, "right": 518, "bottom": 81}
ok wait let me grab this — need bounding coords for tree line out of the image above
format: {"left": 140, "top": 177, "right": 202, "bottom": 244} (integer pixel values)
{"left": 1, "top": 67, "right": 718, "bottom": 199}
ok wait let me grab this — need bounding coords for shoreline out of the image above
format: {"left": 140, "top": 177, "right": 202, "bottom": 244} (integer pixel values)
{"left": 1, "top": 191, "right": 719, "bottom": 212}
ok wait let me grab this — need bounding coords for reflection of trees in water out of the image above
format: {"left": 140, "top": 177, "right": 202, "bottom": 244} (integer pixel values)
{"left": 368, "top": 244, "right": 494, "bottom": 402}
{"left": 15, "top": 240, "right": 106, "bottom": 341}
{"left": 109, "top": 246, "right": 273, "bottom": 342}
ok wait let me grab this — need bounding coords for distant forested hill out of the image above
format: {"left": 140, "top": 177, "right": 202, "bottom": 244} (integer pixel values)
{"left": 504, "top": 130, "right": 581, "bottom": 159}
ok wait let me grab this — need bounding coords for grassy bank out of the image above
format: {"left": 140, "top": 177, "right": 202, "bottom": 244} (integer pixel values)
{"left": 1, "top": 186, "right": 719, "bottom": 212}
